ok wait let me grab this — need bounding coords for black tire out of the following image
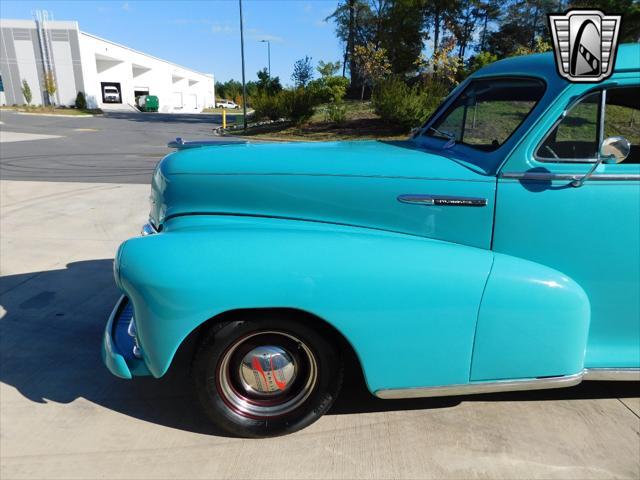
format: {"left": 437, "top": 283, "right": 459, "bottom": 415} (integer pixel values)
{"left": 192, "top": 313, "right": 343, "bottom": 438}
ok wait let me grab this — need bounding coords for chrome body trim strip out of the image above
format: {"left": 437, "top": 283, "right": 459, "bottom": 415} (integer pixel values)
{"left": 500, "top": 172, "right": 640, "bottom": 181}
{"left": 583, "top": 368, "right": 640, "bottom": 381}
{"left": 374, "top": 372, "right": 584, "bottom": 399}
{"left": 168, "top": 137, "right": 247, "bottom": 149}
{"left": 398, "top": 194, "right": 488, "bottom": 207}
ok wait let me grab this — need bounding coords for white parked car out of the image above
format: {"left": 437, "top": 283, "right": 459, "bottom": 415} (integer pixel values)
{"left": 215, "top": 99, "right": 239, "bottom": 109}
{"left": 103, "top": 86, "right": 121, "bottom": 103}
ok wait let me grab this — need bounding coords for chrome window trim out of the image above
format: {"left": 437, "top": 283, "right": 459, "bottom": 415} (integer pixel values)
{"left": 374, "top": 372, "right": 584, "bottom": 399}
{"left": 500, "top": 172, "right": 640, "bottom": 181}
{"left": 534, "top": 89, "right": 604, "bottom": 164}
{"left": 421, "top": 76, "right": 548, "bottom": 152}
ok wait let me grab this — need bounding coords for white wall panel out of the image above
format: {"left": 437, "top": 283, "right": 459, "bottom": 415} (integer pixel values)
{"left": 51, "top": 39, "right": 76, "bottom": 105}
{"left": 14, "top": 39, "right": 42, "bottom": 105}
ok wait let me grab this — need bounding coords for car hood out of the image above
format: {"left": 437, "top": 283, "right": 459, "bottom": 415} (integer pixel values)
{"left": 151, "top": 140, "right": 496, "bottom": 248}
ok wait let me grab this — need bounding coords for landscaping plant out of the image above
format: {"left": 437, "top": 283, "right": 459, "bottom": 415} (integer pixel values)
{"left": 43, "top": 71, "right": 57, "bottom": 108}
{"left": 75, "top": 91, "right": 87, "bottom": 110}
{"left": 21, "top": 79, "right": 32, "bottom": 107}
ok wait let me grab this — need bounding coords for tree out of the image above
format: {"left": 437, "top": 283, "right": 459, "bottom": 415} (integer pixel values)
{"left": 292, "top": 56, "right": 314, "bottom": 87}
{"left": 512, "top": 37, "right": 552, "bottom": 56}
{"left": 466, "top": 50, "right": 498, "bottom": 73}
{"left": 43, "top": 71, "right": 57, "bottom": 107}
{"left": 353, "top": 42, "right": 391, "bottom": 100}
{"left": 327, "top": 0, "right": 377, "bottom": 90}
{"left": 215, "top": 79, "right": 243, "bottom": 101}
{"left": 423, "top": 0, "right": 456, "bottom": 54}
{"left": 485, "top": 0, "right": 555, "bottom": 57}
{"left": 376, "top": 0, "right": 427, "bottom": 75}
{"left": 21, "top": 79, "right": 32, "bottom": 106}
{"left": 415, "top": 38, "right": 462, "bottom": 86}
{"left": 446, "top": 0, "right": 483, "bottom": 60}
{"left": 476, "top": 0, "right": 501, "bottom": 52}
{"left": 317, "top": 60, "right": 341, "bottom": 78}
{"left": 256, "top": 68, "right": 283, "bottom": 95}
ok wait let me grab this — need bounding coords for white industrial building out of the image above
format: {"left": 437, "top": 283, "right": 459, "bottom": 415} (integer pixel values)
{"left": 0, "top": 17, "right": 215, "bottom": 112}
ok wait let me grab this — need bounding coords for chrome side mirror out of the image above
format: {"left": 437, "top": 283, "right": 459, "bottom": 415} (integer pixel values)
{"left": 600, "top": 136, "right": 630, "bottom": 164}
{"left": 571, "top": 136, "right": 630, "bottom": 187}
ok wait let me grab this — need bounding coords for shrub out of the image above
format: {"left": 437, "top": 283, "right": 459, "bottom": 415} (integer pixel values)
{"left": 286, "top": 88, "right": 318, "bottom": 124}
{"left": 252, "top": 92, "right": 288, "bottom": 121}
{"left": 325, "top": 100, "right": 347, "bottom": 124}
{"left": 75, "top": 91, "right": 87, "bottom": 110}
{"left": 253, "top": 88, "right": 320, "bottom": 124}
{"left": 307, "top": 76, "right": 349, "bottom": 104}
{"left": 372, "top": 77, "right": 449, "bottom": 131}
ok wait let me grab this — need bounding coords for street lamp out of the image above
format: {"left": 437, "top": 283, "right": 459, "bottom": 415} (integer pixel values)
{"left": 238, "top": 0, "right": 247, "bottom": 130}
{"left": 260, "top": 39, "right": 271, "bottom": 78}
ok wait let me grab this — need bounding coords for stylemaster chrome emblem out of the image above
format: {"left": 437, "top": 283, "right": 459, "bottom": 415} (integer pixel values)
{"left": 548, "top": 10, "right": 621, "bottom": 82}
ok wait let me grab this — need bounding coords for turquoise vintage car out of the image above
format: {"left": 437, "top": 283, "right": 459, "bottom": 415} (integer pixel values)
{"left": 103, "top": 44, "right": 639, "bottom": 437}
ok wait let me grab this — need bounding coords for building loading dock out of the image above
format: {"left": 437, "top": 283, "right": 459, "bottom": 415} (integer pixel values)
{"left": 0, "top": 17, "right": 215, "bottom": 112}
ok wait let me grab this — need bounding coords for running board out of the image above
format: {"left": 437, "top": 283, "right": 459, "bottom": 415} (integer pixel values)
{"left": 374, "top": 368, "right": 639, "bottom": 400}
{"left": 583, "top": 368, "right": 640, "bottom": 381}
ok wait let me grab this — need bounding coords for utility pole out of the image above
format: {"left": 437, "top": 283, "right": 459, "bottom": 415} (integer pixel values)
{"left": 260, "top": 39, "right": 271, "bottom": 78}
{"left": 239, "top": 0, "right": 247, "bottom": 130}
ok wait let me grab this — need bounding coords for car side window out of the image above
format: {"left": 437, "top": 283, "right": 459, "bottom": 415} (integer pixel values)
{"left": 604, "top": 87, "right": 639, "bottom": 164}
{"left": 536, "top": 92, "right": 601, "bottom": 162}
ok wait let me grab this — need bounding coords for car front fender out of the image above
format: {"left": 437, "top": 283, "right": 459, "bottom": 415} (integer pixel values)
{"left": 116, "top": 215, "right": 494, "bottom": 392}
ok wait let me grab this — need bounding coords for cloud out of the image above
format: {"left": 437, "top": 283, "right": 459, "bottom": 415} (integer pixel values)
{"left": 122, "top": 2, "right": 130, "bottom": 11}
{"left": 246, "top": 28, "right": 283, "bottom": 43}
{"left": 211, "top": 23, "right": 234, "bottom": 34}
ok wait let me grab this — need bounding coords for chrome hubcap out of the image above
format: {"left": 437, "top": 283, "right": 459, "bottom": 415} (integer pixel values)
{"left": 239, "top": 346, "right": 297, "bottom": 395}
{"left": 217, "top": 331, "right": 317, "bottom": 418}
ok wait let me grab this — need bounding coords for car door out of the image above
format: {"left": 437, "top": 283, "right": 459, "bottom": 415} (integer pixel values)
{"left": 488, "top": 79, "right": 640, "bottom": 378}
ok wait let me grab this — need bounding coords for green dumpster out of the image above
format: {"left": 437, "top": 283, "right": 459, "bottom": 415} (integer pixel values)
{"left": 136, "top": 95, "right": 159, "bottom": 112}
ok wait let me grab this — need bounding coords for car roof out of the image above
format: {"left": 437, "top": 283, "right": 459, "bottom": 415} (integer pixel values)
{"left": 472, "top": 43, "right": 639, "bottom": 86}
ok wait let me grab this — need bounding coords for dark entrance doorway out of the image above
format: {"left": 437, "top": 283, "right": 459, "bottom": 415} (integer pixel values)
{"left": 101, "top": 82, "right": 122, "bottom": 104}
{"left": 134, "top": 87, "right": 149, "bottom": 99}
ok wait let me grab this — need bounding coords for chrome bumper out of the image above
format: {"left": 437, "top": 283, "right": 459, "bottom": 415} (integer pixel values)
{"left": 101, "top": 296, "right": 150, "bottom": 379}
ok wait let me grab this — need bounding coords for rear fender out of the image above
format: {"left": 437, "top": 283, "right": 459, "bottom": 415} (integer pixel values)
{"left": 471, "top": 254, "right": 590, "bottom": 380}
{"left": 117, "top": 216, "right": 493, "bottom": 392}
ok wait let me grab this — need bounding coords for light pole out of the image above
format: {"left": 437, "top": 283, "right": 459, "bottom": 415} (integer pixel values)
{"left": 238, "top": 0, "right": 247, "bottom": 130}
{"left": 260, "top": 39, "right": 271, "bottom": 78}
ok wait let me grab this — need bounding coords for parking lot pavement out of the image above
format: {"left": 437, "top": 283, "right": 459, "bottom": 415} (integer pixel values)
{"left": 0, "top": 110, "right": 243, "bottom": 184}
{"left": 0, "top": 178, "right": 638, "bottom": 480}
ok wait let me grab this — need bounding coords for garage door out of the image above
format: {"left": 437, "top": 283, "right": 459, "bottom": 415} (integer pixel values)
{"left": 172, "top": 92, "right": 183, "bottom": 109}
{"left": 185, "top": 94, "right": 197, "bottom": 110}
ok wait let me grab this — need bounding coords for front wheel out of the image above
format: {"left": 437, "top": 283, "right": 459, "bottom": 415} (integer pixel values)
{"left": 193, "top": 314, "right": 343, "bottom": 438}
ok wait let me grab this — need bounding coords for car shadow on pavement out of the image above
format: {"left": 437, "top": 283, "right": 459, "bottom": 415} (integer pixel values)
{"left": 1, "top": 259, "right": 637, "bottom": 437}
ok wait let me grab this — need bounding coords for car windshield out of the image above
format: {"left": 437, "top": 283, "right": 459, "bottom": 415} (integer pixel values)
{"left": 424, "top": 78, "right": 546, "bottom": 153}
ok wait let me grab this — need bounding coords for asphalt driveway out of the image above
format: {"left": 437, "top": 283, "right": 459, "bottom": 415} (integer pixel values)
{"left": 0, "top": 110, "right": 243, "bottom": 184}
{"left": 0, "top": 112, "right": 639, "bottom": 479}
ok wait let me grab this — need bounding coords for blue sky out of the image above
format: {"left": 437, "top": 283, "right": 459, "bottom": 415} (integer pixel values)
{"left": 1, "top": 1, "right": 344, "bottom": 84}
